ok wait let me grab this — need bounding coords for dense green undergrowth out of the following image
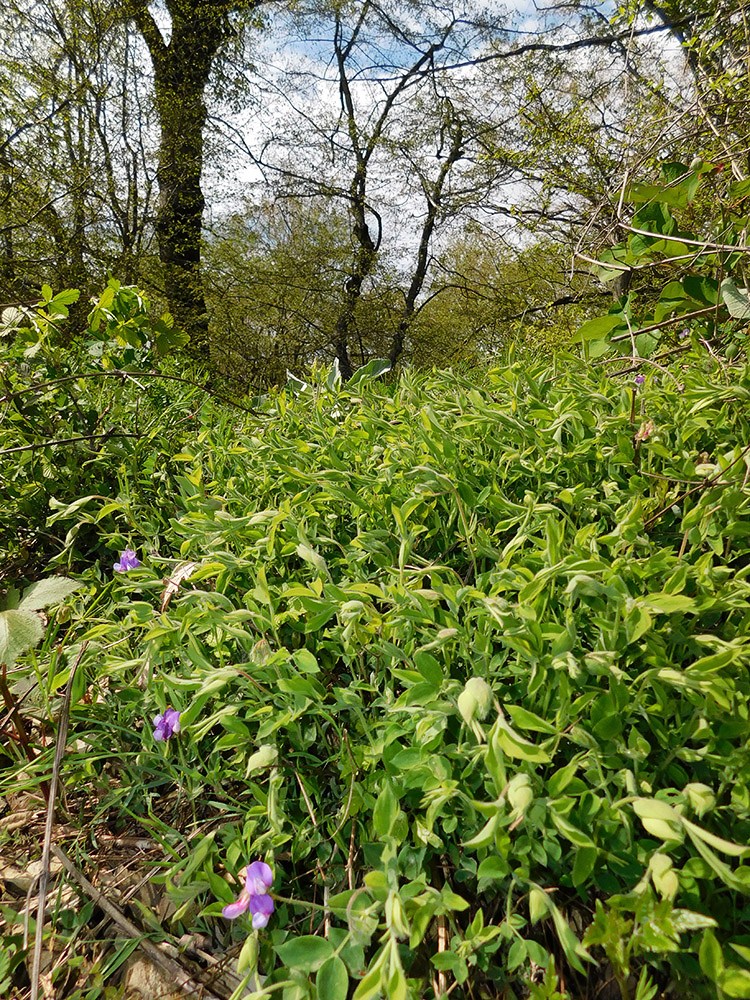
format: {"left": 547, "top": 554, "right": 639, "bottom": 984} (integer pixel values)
{"left": 3, "top": 326, "right": 750, "bottom": 999}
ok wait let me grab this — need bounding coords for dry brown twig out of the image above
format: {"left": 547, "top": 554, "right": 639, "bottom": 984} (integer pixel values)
{"left": 30, "top": 641, "right": 88, "bottom": 1000}
{"left": 50, "top": 846, "right": 227, "bottom": 1000}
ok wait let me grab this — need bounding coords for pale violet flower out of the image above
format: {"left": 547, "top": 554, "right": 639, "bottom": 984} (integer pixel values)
{"left": 223, "top": 861, "right": 275, "bottom": 928}
{"left": 635, "top": 374, "right": 645, "bottom": 386}
{"left": 114, "top": 548, "right": 140, "bottom": 573}
{"left": 153, "top": 708, "right": 181, "bottom": 741}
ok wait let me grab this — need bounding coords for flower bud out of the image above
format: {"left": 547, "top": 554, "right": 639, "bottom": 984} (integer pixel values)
{"left": 684, "top": 782, "right": 715, "bottom": 818}
{"left": 457, "top": 677, "right": 492, "bottom": 726}
{"left": 507, "top": 773, "right": 534, "bottom": 814}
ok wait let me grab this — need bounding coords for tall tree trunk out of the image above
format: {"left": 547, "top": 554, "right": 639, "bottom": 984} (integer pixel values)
{"left": 128, "top": 1, "right": 226, "bottom": 360}
{"left": 333, "top": 168, "right": 378, "bottom": 381}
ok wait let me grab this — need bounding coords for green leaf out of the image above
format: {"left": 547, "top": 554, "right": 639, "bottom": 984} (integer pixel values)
{"left": 626, "top": 605, "right": 652, "bottom": 643}
{"left": 626, "top": 182, "right": 688, "bottom": 208}
{"left": 463, "top": 811, "right": 501, "bottom": 849}
{"left": 0, "top": 609, "right": 45, "bottom": 666}
{"left": 316, "top": 956, "right": 349, "bottom": 1000}
{"left": 51, "top": 288, "right": 80, "bottom": 306}
{"left": 688, "top": 833, "right": 750, "bottom": 895}
{"left": 632, "top": 798, "right": 684, "bottom": 843}
{"left": 638, "top": 593, "right": 695, "bottom": 614}
{"left": 294, "top": 648, "right": 320, "bottom": 673}
{"left": 721, "top": 968, "right": 750, "bottom": 998}
{"left": 414, "top": 651, "right": 442, "bottom": 688}
{"left": 548, "top": 897, "right": 592, "bottom": 973}
{"left": 505, "top": 704, "right": 557, "bottom": 734}
{"left": 19, "top": 576, "right": 82, "bottom": 611}
{"left": 348, "top": 358, "right": 391, "bottom": 387}
{"left": 245, "top": 744, "right": 278, "bottom": 774}
{"left": 722, "top": 278, "right": 750, "bottom": 319}
{"left": 477, "top": 856, "right": 509, "bottom": 881}
{"left": 296, "top": 542, "right": 328, "bottom": 575}
{"left": 572, "top": 847, "right": 598, "bottom": 886}
{"left": 440, "top": 888, "right": 469, "bottom": 911}
{"left": 352, "top": 948, "right": 387, "bottom": 1000}
{"left": 577, "top": 314, "right": 624, "bottom": 342}
{"left": 493, "top": 719, "right": 551, "bottom": 763}
{"left": 373, "top": 781, "right": 398, "bottom": 837}
{"left": 529, "top": 886, "right": 549, "bottom": 923}
{"left": 551, "top": 812, "right": 596, "bottom": 849}
{"left": 682, "top": 816, "right": 750, "bottom": 857}
{"left": 275, "top": 935, "right": 334, "bottom": 973}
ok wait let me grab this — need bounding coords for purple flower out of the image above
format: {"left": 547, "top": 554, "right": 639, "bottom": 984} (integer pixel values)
{"left": 635, "top": 374, "right": 645, "bottom": 386}
{"left": 223, "top": 861, "right": 275, "bottom": 929}
{"left": 114, "top": 548, "right": 140, "bottom": 573}
{"left": 153, "top": 708, "right": 181, "bottom": 741}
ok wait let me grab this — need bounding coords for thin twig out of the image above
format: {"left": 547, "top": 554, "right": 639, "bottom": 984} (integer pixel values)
{"left": 30, "top": 641, "right": 88, "bottom": 1000}
{"left": 0, "top": 432, "right": 139, "bottom": 457}
{"left": 598, "top": 344, "right": 691, "bottom": 372}
{"left": 644, "top": 442, "right": 750, "bottom": 529}
{"left": 618, "top": 221, "right": 749, "bottom": 253}
{"left": 51, "top": 845, "right": 225, "bottom": 1000}
{"left": 610, "top": 306, "right": 717, "bottom": 343}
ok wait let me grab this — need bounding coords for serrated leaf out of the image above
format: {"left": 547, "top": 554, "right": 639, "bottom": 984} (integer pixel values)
{"left": 19, "top": 576, "right": 82, "bottom": 612}
{"left": 0, "top": 609, "right": 45, "bottom": 666}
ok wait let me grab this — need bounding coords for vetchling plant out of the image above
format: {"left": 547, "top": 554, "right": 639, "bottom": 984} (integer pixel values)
{"left": 3, "top": 350, "right": 750, "bottom": 998}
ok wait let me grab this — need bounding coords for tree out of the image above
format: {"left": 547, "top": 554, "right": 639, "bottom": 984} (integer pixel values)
{"left": 0, "top": 0, "right": 157, "bottom": 304}
{"left": 224, "top": 0, "right": 516, "bottom": 376}
{"left": 125, "top": 0, "right": 269, "bottom": 359}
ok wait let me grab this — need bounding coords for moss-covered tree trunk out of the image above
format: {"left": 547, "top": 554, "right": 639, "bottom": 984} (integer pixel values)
{"left": 128, "top": 1, "right": 232, "bottom": 359}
